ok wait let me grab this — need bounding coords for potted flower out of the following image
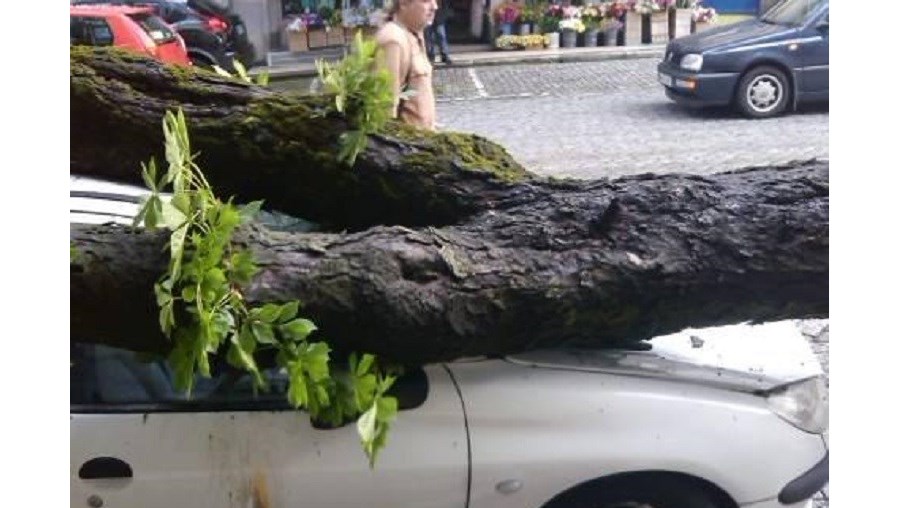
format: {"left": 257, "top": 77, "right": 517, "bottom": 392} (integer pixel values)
{"left": 519, "top": 5, "right": 539, "bottom": 36}
{"left": 493, "top": 1, "right": 522, "bottom": 37}
{"left": 600, "top": 1, "right": 628, "bottom": 46}
{"left": 558, "top": 6, "right": 585, "bottom": 48}
{"left": 283, "top": 15, "right": 309, "bottom": 53}
{"left": 668, "top": 0, "right": 696, "bottom": 39}
{"left": 540, "top": 3, "right": 564, "bottom": 48}
{"left": 581, "top": 4, "right": 603, "bottom": 47}
{"left": 625, "top": 0, "right": 668, "bottom": 45}
{"left": 692, "top": 3, "right": 718, "bottom": 32}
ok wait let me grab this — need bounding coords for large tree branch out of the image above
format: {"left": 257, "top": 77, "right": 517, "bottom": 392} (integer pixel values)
{"left": 71, "top": 161, "right": 828, "bottom": 365}
{"left": 70, "top": 47, "right": 529, "bottom": 230}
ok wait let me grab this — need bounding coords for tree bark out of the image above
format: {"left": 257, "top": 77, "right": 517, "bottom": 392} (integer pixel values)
{"left": 71, "top": 160, "right": 829, "bottom": 365}
{"left": 70, "top": 47, "right": 529, "bottom": 231}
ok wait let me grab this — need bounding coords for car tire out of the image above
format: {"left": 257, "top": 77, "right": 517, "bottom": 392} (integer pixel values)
{"left": 735, "top": 65, "right": 791, "bottom": 119}
{"left": 543, "top": 474, "right": 730, "bottom": 508}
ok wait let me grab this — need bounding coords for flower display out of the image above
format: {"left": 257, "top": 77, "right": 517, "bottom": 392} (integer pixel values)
{"left": 495, "top": 34, "right": 546, "bottom": 50}
{"left": 493, "top": 2, "right": 523, "bottom": 24}
{"left": 630, "top": 0, "right": 667, "bottom": 14}
{"left": 581, "top": 4, "right": 604, "bottom": 30}
{"left": 692, "top": 5, "right": 718, "bottom": 23}
{"left": 559, "top": 17, "right": 586, "bottom": 33}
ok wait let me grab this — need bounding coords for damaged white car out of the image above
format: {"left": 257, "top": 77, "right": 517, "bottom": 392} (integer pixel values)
{"left": 71, "top": 177, "right": 828, "bottom": 508}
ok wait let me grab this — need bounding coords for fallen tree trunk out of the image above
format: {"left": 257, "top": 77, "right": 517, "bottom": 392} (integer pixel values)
{"left": 71, "top": 47, "right": 529, "bottom": 231}
{"left": 71, "top": 160, "right": 829, "bottom": 365}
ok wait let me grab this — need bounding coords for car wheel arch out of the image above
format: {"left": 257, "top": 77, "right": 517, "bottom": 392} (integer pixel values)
{"left": 187, "top": 49, "right": 217, "bottom": 68}
{"left": 734, "top": 59, "right": 797, "bottom": 112}
{"left": 538, "top": 470, "right": 739, "bottom": 508}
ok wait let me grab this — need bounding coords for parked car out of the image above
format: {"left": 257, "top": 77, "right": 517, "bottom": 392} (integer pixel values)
{"left": 71, "top": 176, "right": 828, "bottom": 508}
{"left": 657, "top": 0, "right": 828, "bottom": 118}
{"left": 70, "top": 4, "right": 191, "bottom": 67}
{"left": 71, "top": 0, "right": 255, "bottom": 71}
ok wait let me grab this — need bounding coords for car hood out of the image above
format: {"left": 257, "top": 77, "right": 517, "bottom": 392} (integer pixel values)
{"left": 506, "top": 321, "right": 823, "bottom": 393}
{"left": 672, "top": 19, "right": 797, "bottom": 54}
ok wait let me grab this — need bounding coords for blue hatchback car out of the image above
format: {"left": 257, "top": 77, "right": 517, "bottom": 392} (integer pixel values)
{"left": 657, "top": 0, "right": 828, "bottom": 118}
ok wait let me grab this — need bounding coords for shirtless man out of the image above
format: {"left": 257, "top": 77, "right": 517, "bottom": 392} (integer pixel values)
{"left": 375, "top": 0, "right": 439, "bottom": 130}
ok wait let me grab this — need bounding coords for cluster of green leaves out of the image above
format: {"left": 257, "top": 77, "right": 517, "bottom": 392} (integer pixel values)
{"left": 213, "top": 60, "right": 270, "bottom": 86}
{"left": 315, "top": 32, "right": 397, "bottom": 165}
{"left": 134, "top": 109, "right": 397, "bottom": 466}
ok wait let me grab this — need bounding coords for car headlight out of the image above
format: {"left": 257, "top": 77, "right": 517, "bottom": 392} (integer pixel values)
{"left": 766, "top": 376, "right": 828, "bottom": 434}
{"left": 680, "top": 54, "right": 703, "bottom": 72}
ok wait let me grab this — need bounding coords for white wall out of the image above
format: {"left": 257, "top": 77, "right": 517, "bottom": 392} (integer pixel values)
{"left": 231, "top": 0, "right": 284, "bottom": 63}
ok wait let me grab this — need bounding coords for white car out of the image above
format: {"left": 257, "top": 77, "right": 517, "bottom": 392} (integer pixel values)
{"left": 71, "top": 177, "right": 828, "bottom": 508}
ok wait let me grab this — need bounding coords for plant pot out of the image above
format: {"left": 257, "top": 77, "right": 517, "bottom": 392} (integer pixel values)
{"left": 648, "top": 12, "right": 668, "bottom": 44}
{"left": 545, "top": 31, "right": 560, "bottom": 49}
{"left": 325, "top": 27, "right": 345, "bottom": 46}
{"left": 668, "top": 8, "right": 692, "bottom": 39}
{"left": 561, "top": 29, "right": 577, "bottom": 48}
{"left": 691, "top": 20, "right": 716, "bottom": 33}
{"left": 624, "top": 11, "right": 642, "bottom": 46}
{"left": 307, "top": 27, "right": 328, "bottom": 49}
{"left": 285, "top": 30, "right": 308, "bottom": 52}
{"left": 518, "top": 23, "right": 531, "bottom": 36}
{"left": 500, "top": 22, "right": 513, "bottom": 36}
{"left": 583, "top": 28, "right": 599, "bottom": 47}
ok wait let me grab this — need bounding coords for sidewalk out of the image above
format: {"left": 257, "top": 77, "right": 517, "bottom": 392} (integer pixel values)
{"left": 254, "top": 43, "right": 667, "bottom": 80}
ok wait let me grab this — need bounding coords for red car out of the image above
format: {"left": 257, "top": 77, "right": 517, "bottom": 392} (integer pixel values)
{"left": 70, "top": 4, "right": 191, "bottom": 67}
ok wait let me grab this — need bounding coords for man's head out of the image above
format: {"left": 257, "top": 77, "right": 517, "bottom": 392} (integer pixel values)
{"left": 390, "top": 0, "right": 438, "bottom": 32}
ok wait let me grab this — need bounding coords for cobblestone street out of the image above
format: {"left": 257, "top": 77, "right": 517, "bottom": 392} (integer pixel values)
{"left": 435, "top": 58, "right": 830, "bottom": 507}
{"left": 434, "top": 58, "right": 829, "bottom": 179}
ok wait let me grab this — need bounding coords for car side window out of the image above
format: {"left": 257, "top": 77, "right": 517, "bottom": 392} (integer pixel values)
{"left": 71, "top": 17, "right": 114, "bottom": 46}
{"left": 70, "top": 343, "right": 428, "bottom": 414}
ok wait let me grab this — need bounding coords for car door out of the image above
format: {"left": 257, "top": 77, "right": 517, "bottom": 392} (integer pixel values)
{"left": 798, "top": 8, "right": 829, "bottom": 96}
{"left": 71, "top": 343, "right": 468, "bottom": 508}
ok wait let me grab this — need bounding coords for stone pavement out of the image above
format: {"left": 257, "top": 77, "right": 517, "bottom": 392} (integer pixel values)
{"left": 434, "top": 58, "right": 828, "bottom": 179}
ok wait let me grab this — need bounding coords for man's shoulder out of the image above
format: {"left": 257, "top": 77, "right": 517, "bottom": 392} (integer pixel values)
{"left": 375, "top": 22, "right": 407, "bottom": 46}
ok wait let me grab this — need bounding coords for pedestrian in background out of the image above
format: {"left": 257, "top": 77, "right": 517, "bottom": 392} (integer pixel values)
{"left": 375, "top": 0, "right": 438, "bottom": 130}
{"left": 425, "top": 2, "right": 454, "bottom": 65}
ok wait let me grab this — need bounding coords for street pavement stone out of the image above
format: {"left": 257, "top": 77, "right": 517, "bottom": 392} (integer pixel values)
{"left": 436, "top": 58, "right": 830, "bottom": 507}
{"left": 435, "top": 60, "right": 828, "bottom": 179}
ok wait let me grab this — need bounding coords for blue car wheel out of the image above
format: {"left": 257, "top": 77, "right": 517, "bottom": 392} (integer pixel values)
{"left": 736, "top": 65, "right": 791, "bottom": 119}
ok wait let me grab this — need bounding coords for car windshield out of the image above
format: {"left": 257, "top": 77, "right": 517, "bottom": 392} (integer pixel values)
{"left": 128, "top": 12, "right": 177, "bottom": 43}
{"left": 761, "top": 0, "right": 826, "bottom": 26}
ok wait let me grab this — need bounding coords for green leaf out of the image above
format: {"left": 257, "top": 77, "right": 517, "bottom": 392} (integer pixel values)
{"left": 217, "top": 203, "right": 242, "bottom": 232}
{"left": 172, "top": 191, "right": 191, "bottom": 215}
{"left": 279, "top": 318, "right": 317, "bottom": 342}
{"left": 301, "top": 342, "right": 331, "bottom": 381}
{"left": 276, "top": 301, "right": 300, "bottom": 323}
{"left": 357, "top": 403, "right": 377, "bottom": 444}
{"left": 212, "top": 65, "right": 233, "bottom": 78}
{"left": 287, "top": 360, "right": 308, "bottom": 408}
{"left": 229, "top": 250, "right": 258, "bottom": 285}
{"left": 169, "top": 225, "right": 188, "bottom": 280}
{"left": 253, "top": 303, "right": 282, "bottom": 323}
{"left": 251, "top": 321, "right": 277, "bottom": 345}
{"left": 237, "top": 325, "right": 257, "bottom": 353}
{"left": 356, "top": 353, "right": 375, "bottom": 376}
{"left": 181, "top": 285, "right": 197, "bottom": 302}
{"left": 232, "top": 60, "right": 248, "bottom": 80}
{"left": 140, "top": 159, "right": 159, "bottom": 192}
{"left": 160, "top": 200, "right": 188, "bottom": 229}
{"left": 256, "top": 72, "right": 270, "bottom": 86}
{"left": 375, "top": 396, "right": 398, "bottom": 423}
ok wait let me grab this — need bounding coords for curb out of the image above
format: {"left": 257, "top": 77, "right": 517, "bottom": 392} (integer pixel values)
{"left": 255, "top": 44, "right": 667, "bottom": 80}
